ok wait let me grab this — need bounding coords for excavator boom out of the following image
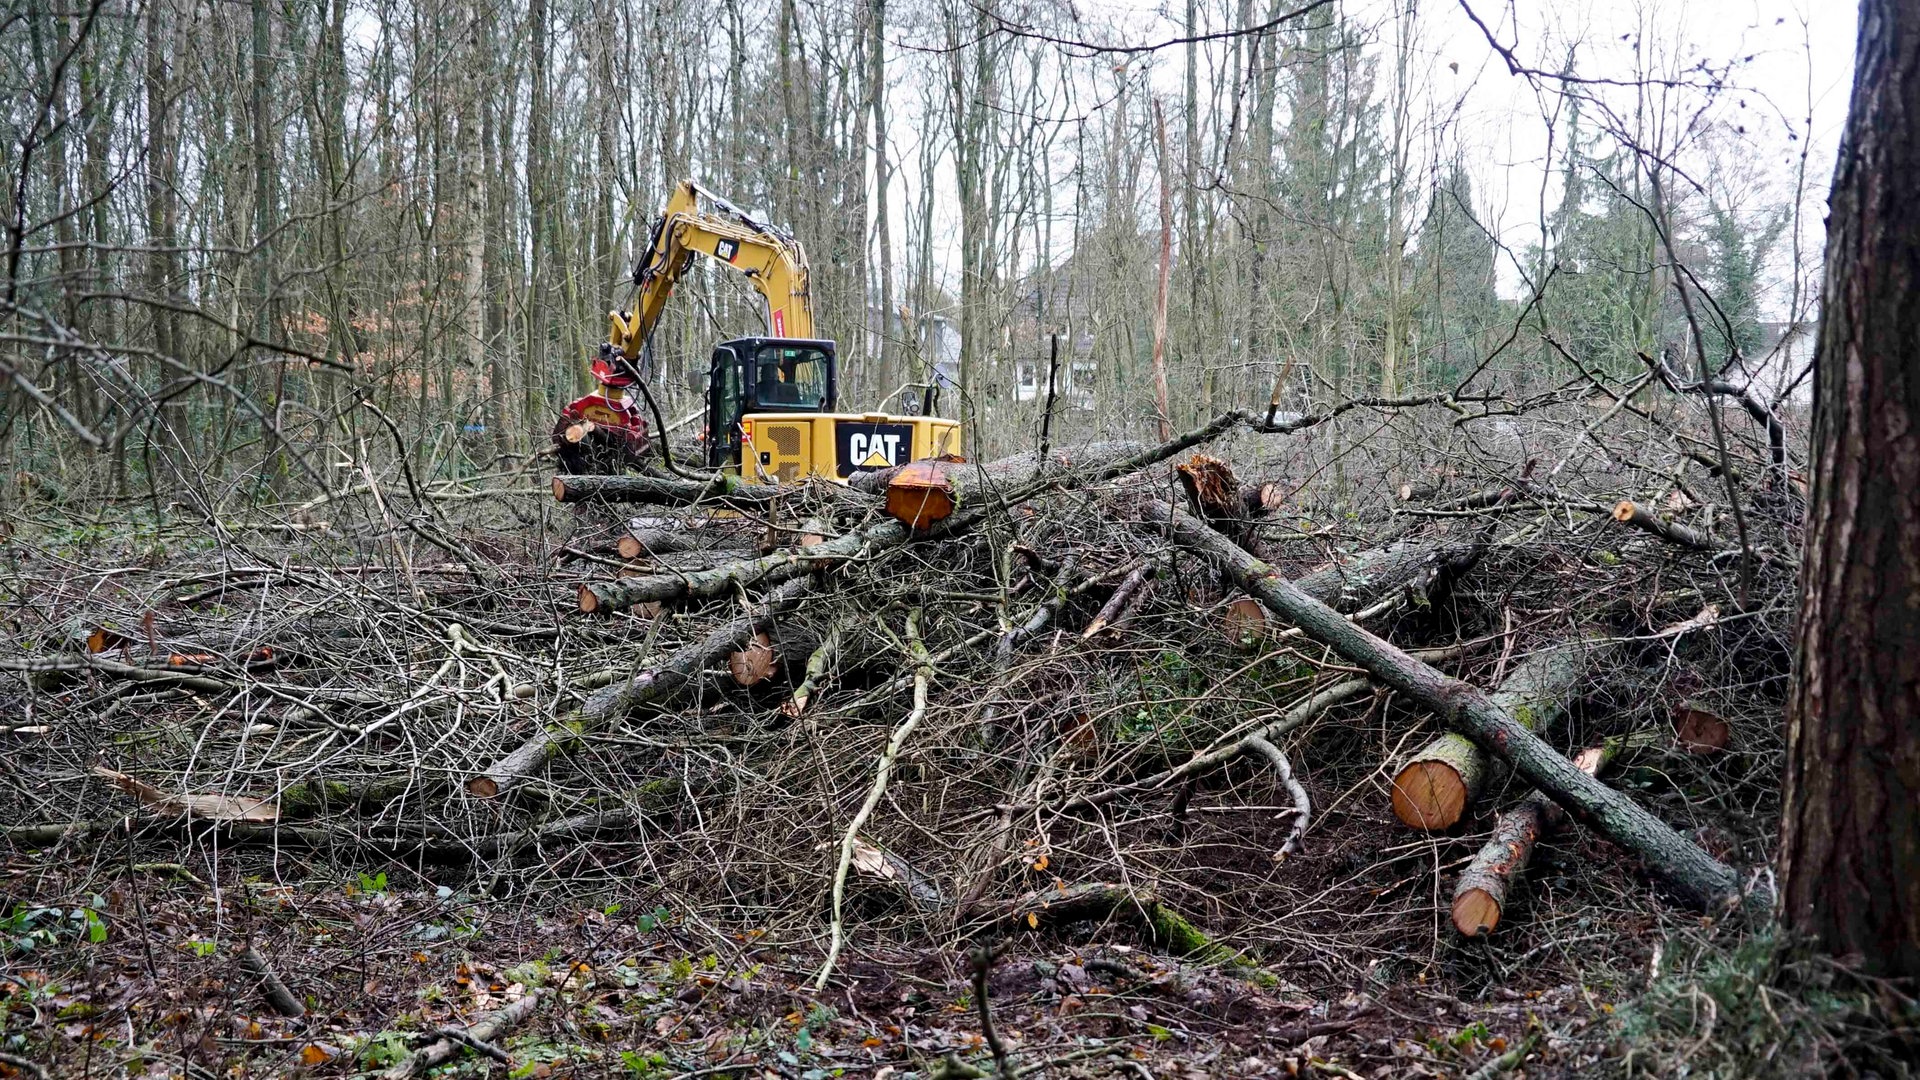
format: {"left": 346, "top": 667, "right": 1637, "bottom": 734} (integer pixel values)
{"left": 608, "top": 182, "right": 814, "bottom": 358}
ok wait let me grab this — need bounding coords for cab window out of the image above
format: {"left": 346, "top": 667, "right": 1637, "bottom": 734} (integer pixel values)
{"left": 750, "top": 345, "right": 829, "bottom": 410}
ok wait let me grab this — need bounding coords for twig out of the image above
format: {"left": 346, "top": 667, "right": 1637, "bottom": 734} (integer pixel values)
{"left": 969, "top": 946, "right": 1015, "bottom": 1079}
{"left": 814, "top": 609, "right": 932, "bottom": 989}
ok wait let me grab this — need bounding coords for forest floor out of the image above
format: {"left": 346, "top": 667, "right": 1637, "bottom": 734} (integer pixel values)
{"left": 2, "top": 413, "right": 1908, "bottom": 1079}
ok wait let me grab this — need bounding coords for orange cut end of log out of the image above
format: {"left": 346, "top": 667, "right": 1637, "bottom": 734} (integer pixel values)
{"left": 1675, "top": 704, "right": 1731, "bottom": 754}
{"left": 728, "top": 632, "right": 776, "bottom": 686}
{"left": 1222, "top": 598, "right": 1267, "bottom": 647}
{"left": 1390, "top": 760, "right": 1468, "bottom": 830}
{"left": 467, "top": 776, "right": 501, "bottom": 799}
{"left": 1452, "top": 888, "right": 1502, "bottom": 937}
{"left": 885, "top": 462, "right": 956, "bottom": 531}
{"left": 552, "top": 476, "right": 568, "bottom": 501}
{"left": 578, "top": 585, "right": 601, "bottom": 614}
{"left": 1612, "top": 499, "right": 1639, "bottom": 522}
{"left": 617, "top": 536, "right": 644, "bottom": 560}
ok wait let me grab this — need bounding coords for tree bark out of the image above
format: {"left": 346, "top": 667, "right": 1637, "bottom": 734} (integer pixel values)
{"left": 1293, "top": 536, "right": 1484, "bottom": 614}
{"left": 1154, "top": 504, "right": 1742, "bottom": 912}
{"left": 1781, "top": 0, "right": 1920, "bottom": 978}
{"left": 1611, "top": 500, "right": 1724, "bottom": 552}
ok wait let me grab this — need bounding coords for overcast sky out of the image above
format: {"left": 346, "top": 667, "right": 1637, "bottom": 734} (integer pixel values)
{"left": 889, "top": 0, "right": 1860, "bottom": 316}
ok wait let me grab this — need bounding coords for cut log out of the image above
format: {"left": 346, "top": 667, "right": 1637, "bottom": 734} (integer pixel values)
{"left": 1222, "top": 597, "right": 1268, "bottom": 647}
{"left": 727, "top": 632, "right": 776, "bottom": 685}
{"left": 850, "top": 443, "right": 1145, "bottom": 530}
{"left": 471, "top": 577, "right": 815, "bottom": 798}
{"left": 730, "top": 617, "right": 829, "bottom": 689}
{"left": 1674, "top": 701, "right": 1732, "bottom": 753}
{"left": 1243, "top": 481, "right": 1287, "bottom": 515}
{"left": 1391, "top": 638, "right": 1620, "bottom": 830}
{"left": 1154, "top": 503, "right": 1743, "bottom": 913}
{"left": 1452, "top": 742, "right": 1620, "bottom": 937}
{"left": 1611, "top": 500, "right": 1725, "bottom": 552}
{"left": 884, "top": 460, "right": 958, "bottom": 530}
{"left": 616, "top": 520, "right": 724, "bottom": 561}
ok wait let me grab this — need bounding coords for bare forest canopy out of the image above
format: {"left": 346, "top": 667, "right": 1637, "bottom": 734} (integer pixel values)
{"left": 0, "top": 0, "right": 1832, "bottom": 491}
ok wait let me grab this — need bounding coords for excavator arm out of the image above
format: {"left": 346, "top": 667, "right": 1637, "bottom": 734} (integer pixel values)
{"left": 606, "top": 181, "right": 814, "bottom": 360}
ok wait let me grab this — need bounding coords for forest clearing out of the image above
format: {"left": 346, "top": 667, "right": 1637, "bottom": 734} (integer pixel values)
{"left": 2, "top": 0, "right": 1917, "bottom": 1076}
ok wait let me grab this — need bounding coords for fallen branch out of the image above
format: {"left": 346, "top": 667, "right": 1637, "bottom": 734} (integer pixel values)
{"left": 816, "top": 609, "right": 933, "bottom": 990}
{"left": 1001, "top": 882, "right": 1255, "bottom": 971}
{"left": 579, "top": 520, "right": 900, "bottom": 613}
{"left": 239, "top": 945, "right": 306, "bottom": 1018}
{"left": 1154, "top": 503, "right": 1743, "bottom": 912}
{"left": 552, "top": 471, "right": 788, "bottom": 508}
{"left": 381, "top": 988, "right": 548, "bottom": 1079}
{"left": 1243, "top": 734, "right": 1311, "bottom": 858}
{"left": 472, "top": 578, "right": 816, "bottom": 797}
{"left": 1611, "top": 500, "right": 1725, "bottom": 552}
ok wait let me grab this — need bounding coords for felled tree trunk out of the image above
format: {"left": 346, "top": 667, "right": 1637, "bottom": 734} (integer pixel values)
{"left": 1391, "top": 638, "right": 1619, "bottom": 830}
{"left": 1154, "top": 503, "right": 1742, "bottom": 913}
{"left": 617, "top": 518, "right": 741, "bottom": 560}
{"left": 470, "top": 578, "right": 815, "bottom": 798}
{"left": 553, "top": 471, "right": 784, "bottom": 508}
{"left": 849, "top": 442, "right": 1149, "bottom": 531}
{"left": 1293, "top": 538, "right": 1485, "bottom": 614}
{"left": 579, "top": 519, "right": 906, "bottom": 613}
{"left": 1452, "top": 741, "right": 1620, "bottom": 936}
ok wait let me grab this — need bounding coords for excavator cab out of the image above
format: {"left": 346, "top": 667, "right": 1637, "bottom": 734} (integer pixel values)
{"left": 705, "top": 336, "right": 962, "bottom": 483}
{"left": 704, "top": 337, "right": 838, "bottom": 468}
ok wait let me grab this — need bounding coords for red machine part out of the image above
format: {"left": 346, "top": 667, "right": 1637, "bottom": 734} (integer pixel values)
{"left": 553, "top": 391, "right": 650, "bottom": 474}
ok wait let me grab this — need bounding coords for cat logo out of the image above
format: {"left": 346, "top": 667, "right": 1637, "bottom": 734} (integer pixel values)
{"left": 836, "top": 422, "right": 915, "bottom": 477}
{"left": 714, "top": 238, "right": 739, "bottom": 263}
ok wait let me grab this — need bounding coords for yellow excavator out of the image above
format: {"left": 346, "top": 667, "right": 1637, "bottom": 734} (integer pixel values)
{"left": 554, "top": 181, "right": 962, "bottom": 481}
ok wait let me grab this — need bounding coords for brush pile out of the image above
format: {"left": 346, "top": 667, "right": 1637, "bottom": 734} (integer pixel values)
{"left": 0, "top": 393, "right": 1806, "bottom": 1076}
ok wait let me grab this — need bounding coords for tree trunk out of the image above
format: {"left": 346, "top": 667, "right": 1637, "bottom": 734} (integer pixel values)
{"left": 470, "top": 579, "right": 817, "bottom": 798}
{"left": 1780, "top": 0, "right": 1920, "bottom": 978}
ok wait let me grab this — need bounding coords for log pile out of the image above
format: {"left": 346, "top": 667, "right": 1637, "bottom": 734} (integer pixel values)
{"left": 2, "top": 395, "right": 1802, "bottom": 991}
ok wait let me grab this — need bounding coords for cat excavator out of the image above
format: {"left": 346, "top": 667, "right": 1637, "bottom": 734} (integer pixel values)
{"left": 554, "top": 181, "right": 962, "bottom": 482}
